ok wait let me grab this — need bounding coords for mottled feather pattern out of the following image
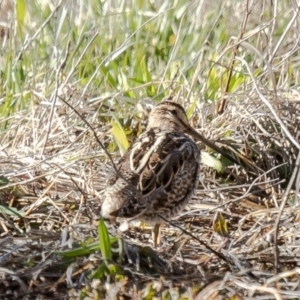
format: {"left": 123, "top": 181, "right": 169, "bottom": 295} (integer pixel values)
{"left": 103, "top": 128, "right": 200, "bottom": 223}
{"left": 101, "top": 100, "right": 206, "bottom": 246}
{"left": 101, "top": 100, "right": 237, "bottom": 246}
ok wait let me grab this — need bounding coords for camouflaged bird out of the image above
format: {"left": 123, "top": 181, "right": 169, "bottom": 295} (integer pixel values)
{"left": 101, "top": 100, "right": 237, "bottom": 246}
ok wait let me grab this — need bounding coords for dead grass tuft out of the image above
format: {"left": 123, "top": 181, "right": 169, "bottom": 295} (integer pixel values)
{"left": 1, "top": 84, "right": 300, "bottom": 298}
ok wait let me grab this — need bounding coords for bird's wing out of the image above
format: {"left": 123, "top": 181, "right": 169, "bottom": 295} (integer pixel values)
{"left": 103, "top": 129, "right": 200, "bottom": 219}
{"left": 127, "top": 129, "right": 200, "bottom": 204}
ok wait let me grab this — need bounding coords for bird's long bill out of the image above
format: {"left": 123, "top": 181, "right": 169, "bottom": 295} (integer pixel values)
{"left": 187, "top": 127, "right": 239, "bottom": 165}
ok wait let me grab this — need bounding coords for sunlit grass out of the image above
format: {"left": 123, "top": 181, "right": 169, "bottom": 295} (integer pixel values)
{"left": 1, "top": 0, "right": 297, "bottom": 124}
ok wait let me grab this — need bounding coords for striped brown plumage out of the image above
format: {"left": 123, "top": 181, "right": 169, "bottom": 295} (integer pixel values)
{"left": 101, "top": 100, "right": 236, "bottom": 246}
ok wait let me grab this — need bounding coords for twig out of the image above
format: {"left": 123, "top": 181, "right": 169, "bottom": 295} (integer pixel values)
{"left": 217, "top": 0, "right": 253, "bottom": 114}
{"left": 269, "top": 5, "right": 300, "bottom": 63}
{"left": 42, "top": 41, "right": 71, "bottom": 155}
{"left": 274, "top": 150, "right": 300, "bottom": 272}
{"left": 235, "top": 56, "right": 300, "bottom": 150}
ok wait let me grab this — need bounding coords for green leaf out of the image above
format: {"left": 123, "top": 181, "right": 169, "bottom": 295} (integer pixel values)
{"left": 0, "top": 205, "right": 25, "bottom": 217}
{"left": 201, "top": 152, "right": 224, "bottom": 172}
{"left": 213, "top": 212, "right": 230, "bottom": 238}
{"left": 98, "top": 218, "right": 112, "bottom": 265}
{"left": 55, "top": 241, "right": 100, "bottom": 257}
{"left": 162, "top": 291, "right": 171, "bottom": 300}
{"left": 142, "top": 284, "right": 156, "bottom": 300}
{"left": 16, "top": 0, "right": 26, "bottom": 39}
{"left": 55, "top": 6, "right": 68, "bottom": 41}
{"left": 140, "top": 55, "right": 151, "bottom": 83}
{"left": 186, "top": 97, "right": 197, "bottom": 119}
{"left": 100, "top": 65, "right": 117, "bottom": 88}
{"left": 119, "top": 70, "right": 135, "bottom": 98}
{"left": 55, "top": 238, "right": 118, "bottom": 258}
{"left": 89, "top": 263, "right": 106, "bottom": 279}
{"left": 0, "top": 176, "right": 9, "bottom": 186}
{"left": 107, "top": 263, "right": 122, "bottom": 275}
{"left": 111, "top": 119, "right": 129, "bottom": 155}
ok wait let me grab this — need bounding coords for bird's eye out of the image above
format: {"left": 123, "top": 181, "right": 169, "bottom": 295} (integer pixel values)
{"left": 170, "top": 109, "right": 177, "bottom": 115}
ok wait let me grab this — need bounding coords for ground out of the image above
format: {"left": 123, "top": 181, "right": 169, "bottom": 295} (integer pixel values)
{"left": 1, "top": 1, "right": 300, "bottom": 299}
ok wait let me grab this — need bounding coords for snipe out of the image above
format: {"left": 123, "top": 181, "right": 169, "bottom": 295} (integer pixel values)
{"left": 101, "top": 101, "right": 236, "bottom": 246}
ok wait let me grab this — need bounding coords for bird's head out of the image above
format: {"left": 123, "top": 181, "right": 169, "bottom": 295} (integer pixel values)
{"left": 147, "top": 101, "right": 191, "bottom": 133}
{"left": 146, "top": 101, "right": 238, "bottom": 164}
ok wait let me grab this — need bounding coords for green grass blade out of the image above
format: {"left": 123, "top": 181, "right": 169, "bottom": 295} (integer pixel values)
{"left": 0, "top": 205, "right": 25, "bottom": 217}
{"left": 98, "top": 218, "right": 112, "bottom": 264}
{"left": 186, "top": 97, "right": 197, "bottom": 119}
{"left": 89, "top": 264, "right": 106, "bottom": 279}
{"left": 0, "top": 176, "right": 9, "bottom": 186}
{"left": 111, "top": 119, "right": 129, "bottom": 155}
{"left": 55, "top": 237, "right": 118, "bottom": 258}
{"left": 16, "top": 0, "right": 26, "bottom": 40}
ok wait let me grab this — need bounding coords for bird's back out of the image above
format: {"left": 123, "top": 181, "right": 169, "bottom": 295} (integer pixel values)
{"left": 101, "top": 128, "right": 200, "bottom": 223}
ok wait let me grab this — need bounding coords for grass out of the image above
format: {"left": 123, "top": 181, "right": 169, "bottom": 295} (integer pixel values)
{"left": 1, "top": 0, "right": 300, "bottom": 299}
{"left": 1, "top": 1, "right": 298, "bottom": 118}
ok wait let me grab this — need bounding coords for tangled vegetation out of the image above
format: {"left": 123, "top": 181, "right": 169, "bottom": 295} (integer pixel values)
{"left": 1, "top": 1, "right": 300, "bottom": 299}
